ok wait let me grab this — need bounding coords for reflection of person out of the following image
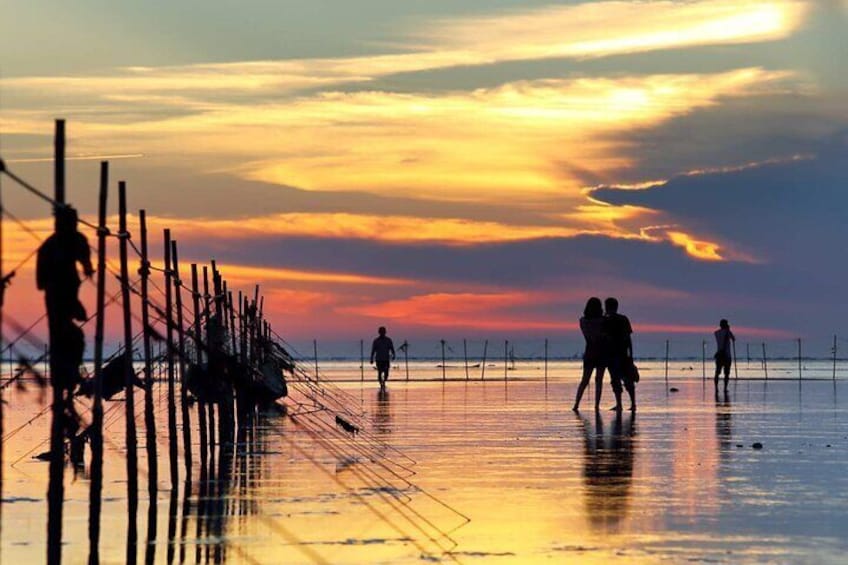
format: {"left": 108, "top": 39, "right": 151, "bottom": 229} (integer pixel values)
{"left": 580, "top": 412, "right": 636, "bottom": 532}
{"left": 573, "top": 297, "right": 606, "bottom": 412}
{"left": 713, "top": 319, "right": 735, "bottom": 390}
{"left": 604, "top": 297, "right": 635, "bottom": 412}
{"left": 370, "top": 326, "right": 395, "bottom": 390}
{"left": 715, "top": 388, "right": 732, "bottom": 465}
{"left": 374, "top": 389, "right": 392, "bottom": 435}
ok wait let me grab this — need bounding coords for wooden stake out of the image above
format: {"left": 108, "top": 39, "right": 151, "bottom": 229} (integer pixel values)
{"left": 504, "top": 340, "right": 508, "bottom": 381}
{"left": 88, "top": 161, "right": 109, "bottom": 563}
{"left": 191, "top": 264, "right": 208, "bottom": 471}
{"left": 463, "top": 339, "right": 469, "bottom": 381}
{"left": 172, "top": 240, "right": 192, "bottom": 475}
{"left": 138, "top": 209, "right": 158, "bottom": 509}
{"left": 164, "top": 229, "right": 179, "bottom": 489}
{"left": 441, "top": 340, "right": 446, "bottom": 381}
{"left": 118, "top": 181, "right": 138, "bottom": 560}
{"left": 762, "top": 342, "right": 768, "bottom": 380}
{"left": 47, "top": 118, "right": 66, "bottom": 565}
{"left": 833, "top": 335, "right": 838, "bottom": 382}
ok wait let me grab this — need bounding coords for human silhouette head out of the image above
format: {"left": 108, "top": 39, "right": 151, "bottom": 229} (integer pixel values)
{"left": 584, "top": 297, "right": 603, "bottom": 318}
{"left": 378, "top": 326, "right": 387, "bottom": 336}
{"left": 604, "top": 297, "right": 619, "bottom": 315}
{"left": 55, "top": 205, "right": 79, "bottom": 234}
{"left": 719, "top": 319, "right": 729, "bottom": 329}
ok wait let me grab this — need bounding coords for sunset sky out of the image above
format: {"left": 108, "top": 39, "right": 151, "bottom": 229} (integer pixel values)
{"left": 1, "top": 0, "right": 846, "bottom": 355}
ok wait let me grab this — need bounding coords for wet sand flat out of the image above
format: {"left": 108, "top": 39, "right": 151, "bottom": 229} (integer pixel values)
{"left": 2, "top": 371, "right": 848, "bottom": 563}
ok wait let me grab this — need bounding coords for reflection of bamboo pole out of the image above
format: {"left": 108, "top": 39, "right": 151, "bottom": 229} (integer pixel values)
{"left": 481, "top": 340, "right": 488, "bottom": 380}
{"left": 118, "top": 181, "right": 139, "bottom": 557}
{"left": 139, "top": 209, "right": 158, "bottom": 506}
{"left": 88, "top": 160, "right": 109, "bottom": 562}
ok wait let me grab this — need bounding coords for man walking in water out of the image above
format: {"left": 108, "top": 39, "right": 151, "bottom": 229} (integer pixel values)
{"left": 604, "top": 297, "right": 636, "bottom": 412}
{"left": 370, "top": 326, "right": 396, "bottom": 390}
{"left": 714, "top": 319, "right": 736, "bottom": 390}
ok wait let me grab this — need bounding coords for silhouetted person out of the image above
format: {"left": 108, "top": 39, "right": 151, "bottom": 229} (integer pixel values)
{"left": 370, "top": 326, "right": 395, "bottom": 390}
{"left": 603, "top": 297, "right": 636, "bottom": 412}
{"left": 714, "top": 319, "right": 735, "bottom": 389}
{"left": 36, "top": 205, "right": 93, "bottom": 390}
{"left": 573, "top": 297, "right": 606, "bottom": 412}
{"left": 580, "top": 412, "right": 636, "bottom": 532}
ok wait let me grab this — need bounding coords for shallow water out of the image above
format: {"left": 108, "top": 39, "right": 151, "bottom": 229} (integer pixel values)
{"left": 2, "top": 363, "right": 848, "bottom": 563}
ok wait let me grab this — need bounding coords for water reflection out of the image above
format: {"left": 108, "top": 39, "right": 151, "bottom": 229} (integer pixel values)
{"left": 715, "top": 388, "right": 733, "bottom": 465}
{"left": 374, "top": 389, "right": 392, "bottom": 435}
{"left": 580, "top": 412, "right": 637, "bottom": 533}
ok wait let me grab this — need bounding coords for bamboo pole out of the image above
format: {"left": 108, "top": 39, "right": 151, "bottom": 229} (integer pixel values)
{"left": 360, "top": 339, "right": 365, "bottom": 382}
{"left": 47, "top": 118, "right": 66, "bottom": 565}
{"left": 797, "top": 338, "right": 802, "bottom": 380}
{"left": 833, "top": 335, "right": 838, "bottom": 382}
{"left": 164, "top": 229, "right": 179, "bottom": 489}
{"left": 118, "top": 181, "right": 139, "bottom": 561}
{"left": 172, "top": 240, "right": 192, "bottom": 475}
{"left": 544, "top": 338, "right": 548, "bottom": 383}
{"left": 504, "top": 340, "right": 508, "bottom": 381}
{"left": 732, "top": 338, "right": 739, "bottom": 381}
{"left": 702, "top": 340, "right": 706, "bottom": 381}
{"left": 404, "top": 341, "right": 409, "bottom": 381}
{"left": 664, "top": 339, "right": 669, "bottom": 387}
{"left": 202, "top": 266, "right": 215, "bottom": 450}
{"left": 191, "top": 264, "right": 208, "bottom": 470}
{"left": 481, "top": 340, "right": 488, "bottom": 380}
{"left": 87, "top": 161, "right": 109, "bottom": 564}
{"left": 313, "top": 339, "right": 319, "bottom": 378}
{"left": 762, "top": 342, "right": 768, "bottom": 380}
{"left": 463, "top": 339, "right": 469, "bottom": 381}
{"left": 440, "top": 340, "right": 446, "bottom": 381}
{"left": 138, "top": 210, "right": 158, "bottom": 511}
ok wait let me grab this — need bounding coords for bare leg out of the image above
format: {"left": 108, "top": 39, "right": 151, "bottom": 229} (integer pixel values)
{"left": 573, "top": 364, "right": 593, "bottom": 411}
{"left": 594, "top": 367, "right": 605, "bottom": 412}
{"left": 625, "top": 379, "right": 636, "bottom": 412}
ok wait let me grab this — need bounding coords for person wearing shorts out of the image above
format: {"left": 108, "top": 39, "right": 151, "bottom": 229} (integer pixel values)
{"left": 714, "top": 319, "right": 735, "bottom": 389}
{"left": 603, "top": 297, "right": 636, "bottom": 412}
{"left": 370, "top": 326, "right": 395, "bottom": 390}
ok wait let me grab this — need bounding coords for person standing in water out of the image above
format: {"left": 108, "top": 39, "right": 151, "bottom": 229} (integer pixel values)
{"left": 370, "top": 326, "right": 396, "bottom": 390}
{"left": 604, "top": 297, "right": 636, "bottom": 412}
{"left": 714, "top": 319, "right": 736, "bottom": 390}
{"left": 573, "top": 297, "right": 606, "bottom": 412}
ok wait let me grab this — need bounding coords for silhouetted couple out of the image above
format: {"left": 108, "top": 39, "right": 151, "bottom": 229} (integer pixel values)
{"left": 573, "top": 297, "right": 636, "bottom": 413}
